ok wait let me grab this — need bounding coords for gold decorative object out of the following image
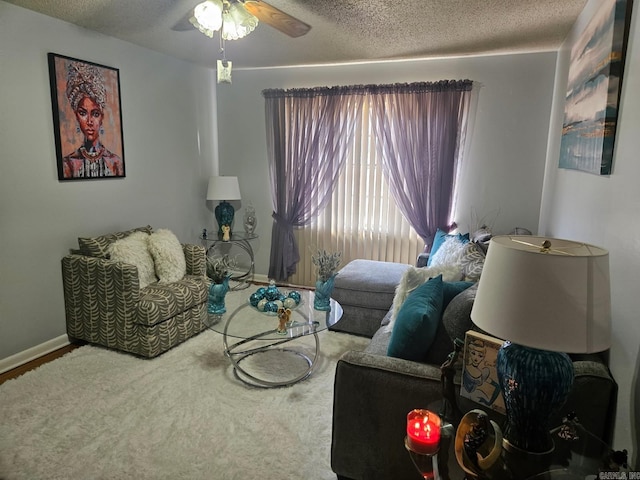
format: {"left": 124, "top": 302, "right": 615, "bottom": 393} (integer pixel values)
{"left": 454, "top": 409, "right": 503, "bottom": 477}
{"left": 276, "top": 307, "right": 291, "bottom": 334}
{"left": 221, "top": 224, "right": 231, "bottom": 241}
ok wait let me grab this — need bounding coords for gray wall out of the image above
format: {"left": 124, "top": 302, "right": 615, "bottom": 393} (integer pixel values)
{"left": 0, "top": 2, "right": 218, "bottom": 360}
{"left": 217, "top": 52, "right": 558, "bottom": 281}
{"left": 6, "top": 0, "right": 634, "bottom": 466}
{"left": 540, "top": 0, "right": 640, "bottom": 464}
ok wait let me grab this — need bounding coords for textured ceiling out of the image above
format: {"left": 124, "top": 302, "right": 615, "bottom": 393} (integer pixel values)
{"left": 6, "top": 0, "right": 587, "bottom": 69}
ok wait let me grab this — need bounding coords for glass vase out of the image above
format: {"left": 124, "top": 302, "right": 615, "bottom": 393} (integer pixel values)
{"left": 243, "top": 203, "right": 257, "bottom": 235}
{"left": 314, "top": 273, "right": 337, "bottom": 311}
{"left": 405, "top": 440, "right": 440, "bottom": 480}
{"left": 208, "top": 276, "right": 230, "bottom": 314}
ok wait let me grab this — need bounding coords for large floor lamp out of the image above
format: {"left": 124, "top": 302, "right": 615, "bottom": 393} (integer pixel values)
{"left": 470, "top": 235, "right": 611, "bottom": 454}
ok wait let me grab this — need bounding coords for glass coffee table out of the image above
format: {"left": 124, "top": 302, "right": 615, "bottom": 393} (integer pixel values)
{"left": 207, "top": 289, "right": 343, "bottom": 388}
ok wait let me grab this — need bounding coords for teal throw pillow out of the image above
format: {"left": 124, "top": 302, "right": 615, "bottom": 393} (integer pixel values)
{"left": 387, "top": 275, "right": 444, "bottom": 361}
{"left": 443, "top": 281, "right": 475, "bottom": 307}
{"left": 427, "top": 229, "right": 470, "bottom": 266}
{"left": 423, "top": 282, "right": 476, "bottom": 366}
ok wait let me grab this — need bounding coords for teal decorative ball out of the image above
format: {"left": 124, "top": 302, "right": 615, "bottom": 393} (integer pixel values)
{"left": 265, "top": 285, "right": 280, "bottom": 301}
{"left": 288, "top": 291, "right": 301, "bottom": 305}
{"left": 249, "top": 292, "right": 262, "bottom": 307}
{"left": 264, "top": 301, "right": 279, "bottom": 313}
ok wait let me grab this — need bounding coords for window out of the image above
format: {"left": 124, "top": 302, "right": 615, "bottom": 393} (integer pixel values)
{"left": 290, "top": 102, "right": 422, "bottom": 286}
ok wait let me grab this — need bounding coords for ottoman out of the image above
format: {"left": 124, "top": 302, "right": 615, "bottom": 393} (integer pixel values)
{"left": 330, "top": 259, "right": 411, "bottom": 337}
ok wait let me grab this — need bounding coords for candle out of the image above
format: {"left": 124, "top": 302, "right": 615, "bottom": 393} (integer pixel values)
{"left": 406, "top": 409, "right": 441, "bottom": 455}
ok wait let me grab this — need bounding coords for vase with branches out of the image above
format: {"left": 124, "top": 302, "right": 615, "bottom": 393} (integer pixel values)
{"left": 311, "top": 249, "right": 342, "bottom": 311}
{"left": 311, "top": 249, "right": 342, "bottom": 282}
{"left": 207, "top": 255, "right": 236, "bottom": 315}
{"left": 207, "top": 255, "right": 236, "bottom": 284}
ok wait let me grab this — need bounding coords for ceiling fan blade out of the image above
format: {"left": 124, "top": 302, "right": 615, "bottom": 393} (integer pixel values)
{"left": 243, "top": 0, "right": 311, "bottom": 38}
{"left": 171, "top": 10, "right": 195, "bottom": 31}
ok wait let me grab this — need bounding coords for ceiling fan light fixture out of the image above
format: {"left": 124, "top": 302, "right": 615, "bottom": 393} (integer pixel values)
{"left": 222, "top": 2, "right": 258, "bottom": 40}
{"left": 190, "top": 0, "right": 224, "bottom": 38}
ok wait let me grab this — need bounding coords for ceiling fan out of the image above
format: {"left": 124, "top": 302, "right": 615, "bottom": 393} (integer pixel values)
{"left": 172, "top": 0, "right": 311, "bottom": 39}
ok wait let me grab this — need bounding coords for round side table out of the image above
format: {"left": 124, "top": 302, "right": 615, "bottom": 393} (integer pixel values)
{"left": 202, "top": 231, "right": 258, "bottom": 290}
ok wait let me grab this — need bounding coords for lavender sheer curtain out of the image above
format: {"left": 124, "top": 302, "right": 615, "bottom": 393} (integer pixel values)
{"left": 370, "top": 80, "right": 473, "bottom": 248}
{"left": 262, "top": 87, "right": 364, "bottom": 281}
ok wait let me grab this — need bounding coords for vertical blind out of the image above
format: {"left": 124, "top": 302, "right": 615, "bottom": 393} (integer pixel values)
{"left": 290, "top": 100, "right": 423, "bottom": 287}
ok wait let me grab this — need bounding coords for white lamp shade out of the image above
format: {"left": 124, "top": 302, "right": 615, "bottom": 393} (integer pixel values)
{"left": 222, "top": 2, "right": 258, "bottom": 40}
{"left": 470, "top": 235, "right": 611, "bottom": 353}
{"left": 206, "top": 176, "right": 241, "bottom": 201}
{"left": 190, "top": 0, "right": 224, "bottom": 37}
{"left": 190, "top": 0, "right": 258, "bottom": 40}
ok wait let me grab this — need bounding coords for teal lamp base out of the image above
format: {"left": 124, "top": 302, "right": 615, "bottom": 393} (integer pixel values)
{"left": 215, "top": 201, "right": 235, "bottom": 235}
{"left": 497, "top": 342, "right": 574, "bottom": 454}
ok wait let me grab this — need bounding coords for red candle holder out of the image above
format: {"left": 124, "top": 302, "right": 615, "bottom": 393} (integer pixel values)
{"left": 406, "top": 409, "right": 442, "bottom": 479}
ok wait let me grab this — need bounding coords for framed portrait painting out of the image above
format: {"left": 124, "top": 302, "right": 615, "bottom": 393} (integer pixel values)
{"left": 47, "top": 53, "right": 125, "bottom": 180}
{"left": 558, "top": 0, "right": 633, "bottom": 175}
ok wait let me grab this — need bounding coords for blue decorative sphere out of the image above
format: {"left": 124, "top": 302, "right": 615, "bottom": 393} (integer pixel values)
{"left": 256, "top": 287, "right": 266, "bottom": 297}
{"left": 266, "top": 286, "right": 280, "bottom": 301}
{"left": 249, "top": 292, "right": 262, "bottom": 307}
{"left": 288, "top": 291, "right": 301, "bottom": 305}
{"left": 264, "top": 301, "right": 279, "bottom": 313}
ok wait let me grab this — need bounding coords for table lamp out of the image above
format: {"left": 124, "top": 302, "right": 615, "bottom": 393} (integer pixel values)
{"left": 207, "top": 176, "right": 241, "bottom": 236}
{"left": 470, "top": 235, "right": 611, "bottom": 455}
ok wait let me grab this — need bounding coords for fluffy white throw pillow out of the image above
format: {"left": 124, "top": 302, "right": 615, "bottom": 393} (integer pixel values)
{"left": 384, "top": 264, "right": 463, "bottom": 333}
{"left": 147, "top": 229, "right": 186, "bottom": 284}
{"left": 429, "top": 236, "right": 467, "bottom": 268}
{"left": 108, "top": 231, "right": 157, "bottom": 288}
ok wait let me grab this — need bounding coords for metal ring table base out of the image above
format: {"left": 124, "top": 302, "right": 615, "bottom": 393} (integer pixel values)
{"left": 223, "top": 330, "right": 320, "bottom": 388}
{"left": 204, "top": 237, "right": 256, "bottom": 291}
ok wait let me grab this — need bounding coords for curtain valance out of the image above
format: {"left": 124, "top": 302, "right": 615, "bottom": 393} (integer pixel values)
{"left": 262, "top": 79, "right": 473, "bottom": 99}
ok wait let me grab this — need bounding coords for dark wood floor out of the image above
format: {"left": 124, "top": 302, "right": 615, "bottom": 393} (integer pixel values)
{"left": 0, "top": 344, "right": 80, "bottom": 386}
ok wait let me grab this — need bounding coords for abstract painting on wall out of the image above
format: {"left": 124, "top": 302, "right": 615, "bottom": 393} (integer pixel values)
{"left": 559, "top": 0, "right": 633, "bottom": 175}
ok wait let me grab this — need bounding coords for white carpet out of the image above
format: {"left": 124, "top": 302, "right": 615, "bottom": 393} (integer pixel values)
{"left": 0, "top": 327, "right": 368, "bottom": 480}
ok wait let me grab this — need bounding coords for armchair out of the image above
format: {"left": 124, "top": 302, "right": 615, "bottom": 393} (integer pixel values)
{"left": 61, "top": 226, "right": 210, "bottom": 358}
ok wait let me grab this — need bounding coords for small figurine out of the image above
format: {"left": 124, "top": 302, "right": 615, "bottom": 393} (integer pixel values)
{"left": 604, "top": 449, "right": 629, "bottom": 472}
{"left": 557, "top": 412, "right": 580, "bottom": 441}
{"left": 455, "top": 409, "right": 503, "bottom": 476}
{"left": 276, "top": 307, "right": 291, "bottom": 334}
{"left": 440, "top": 337, "right": 465, "bottom": 424}
{"left": 464, "top": 413, "right": 489, "bottom": 468}
{"left": 221, "top": 224, "right": 231, "bottom": 241}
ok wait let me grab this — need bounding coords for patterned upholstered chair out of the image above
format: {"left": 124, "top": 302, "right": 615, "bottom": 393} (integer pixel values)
{"left": 61, "top": 226, "right": 210, "bottom": 358}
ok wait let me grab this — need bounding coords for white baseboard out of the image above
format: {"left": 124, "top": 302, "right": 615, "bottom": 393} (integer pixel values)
{"left": 0, "top": 280, "right": 310, "bottom": 375}
{"left": 0, "top": 334, "right": 70, "bottom": 374}
{"left": 251, "top": 274, "right": 311, "bottom": 290}
{"left": 254, "top": 273, "right": 270, "bottom": 284}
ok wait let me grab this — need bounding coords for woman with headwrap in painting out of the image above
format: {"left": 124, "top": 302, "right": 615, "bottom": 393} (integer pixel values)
{"left": 62, "top": 62, "right": 123, "bottom": 178}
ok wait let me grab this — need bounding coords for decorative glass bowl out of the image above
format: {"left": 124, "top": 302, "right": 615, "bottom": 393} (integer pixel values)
{"left": 248, "top": 281, "right": 301, "bottom": 315}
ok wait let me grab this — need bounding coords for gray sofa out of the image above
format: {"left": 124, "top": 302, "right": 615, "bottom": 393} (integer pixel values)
{"left": 330, "top": 260, "right": 618, "bottom": 480}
